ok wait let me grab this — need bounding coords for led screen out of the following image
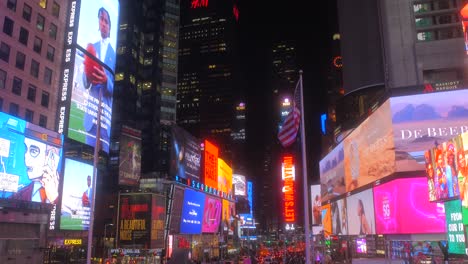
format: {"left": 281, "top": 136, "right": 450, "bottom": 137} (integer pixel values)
{"left": 356, "top": 238, "right": 367, "bottom": 254}
{"left": 60, "top": 158, "right": 93, "bottom": 230}
{"left": 218, "top": 158, "right": 232, "bottom": 195}
{"left": 169, "top": 186, "right": 185, "bottom": 234}
{"left": 240, "top": 181, "right": 254, "bottom": 227}
{"left": 180, "top": 188, "right": 205, "bottom": 234}
{"left": 444, "top": 199, "right": 465, "bottom": 255}
{"left": 118, "top": 125, "right": 141, "bottom": 186}
{"left": 58, "top": 0, "right": 120, "bottom": 153}
{"left": 170, "top": 125, "right": 201, "bottom": 182}
{"left": 321, "top": 203, "right": 332, "bottom": 236}
{"left": 118, "top": 193, "right": 152, "bottom": 248}
{"left": 311, "top": 184, "right": 322, "bottom": 226}
{"left": 222, "top": 199, "right": 236, "bottom": 234}
{"left": 331, "top": 198, "right": 347, "bottom": 235}
{"left": 459, "top": 132, "right": 468, "bottom": 224}
{"left": 232, "top": 174, "right": 246, "bottom": 196}
{"left": 346, "top": 188, "right": 376, "bottom": 235}
{"left": 319, "top": 142, "right": 345, "bottom": 202}
{"left": 202, "top": 196, "right": 222, "bottom": 233}
{"left": 373, "top": 177, "right": 446, "bottom": 234}
{"left": 203, "top": 140, "right": 218, "bottom": 189}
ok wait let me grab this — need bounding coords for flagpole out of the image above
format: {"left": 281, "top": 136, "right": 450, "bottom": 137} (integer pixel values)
{"left": 298, "top": 70, "right": 312, "bottom": 264}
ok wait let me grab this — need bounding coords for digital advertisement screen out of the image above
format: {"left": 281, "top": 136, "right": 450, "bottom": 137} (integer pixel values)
{"left": 458, "top": 132, "right": 468, "bottom": 225}
{"left": 425, "top": 134, "right": 464, "bottom": 202}
{"left": 59, "top": 0, "right": 120, "bottom": 153}
{"left": 240, "top": 181, "right": 254, "bottom": 227}
{"left": 282, "top": 155, "right": 295, "bottom": 224}
{"left": 202, "top": 196, "right": 222, "bottom": 233}
{"left": 319, "top": 142, "right": 345, "bottom": 202}
{"left": 119, "top": 125, "right": 141, "bottom": 186}
{"left": 118, "top": 193, "right": 152, "bottom": 248}
{"left": 169, "top": 186, "right": 185, "bottom": 234}
{"left": 356, "top": 238, "right": 367, "bottom": 254}
{"left": 346, "top": 188, "right": 376, "bottom": 235}
{"left": 321, "top": 203, "right": 332, "bottom": 236}
{"left": 461, "top": 3, "right": 468, "bottom": 55}
{"left": 60, "top": 158, "right": 93, "bottom": 230}
{"left": 232, "top": 174, "right": 246, "bottom": 196}
{"left": 222, "top": 199, "right": 235, "bottom": 233}
{"left": 151, "top": 194, "right": 166, "bottom": 249}
{"left": 170, "top": 125, "right": 201, "bottom": 182}
{"left": 311, "top": 184, "right": 322, "bottom": 226}
{"left": 203, "top": 140, "right": 218, "bottom": 189}
{"left": 218, "top": 158, "right": 232, "bottom": 195}
{"left": 0, "top": 112, "right": 63, "bottom": 230}
{"left": 444, "top": 199, "right": 466, "bottom": 255}
{"left": 180, "top": 188, "right": 205, "bottom": 234}
{"left": 390, "top": 89, "right": 468, "bottom": 172}
{"left": 373, "top": 177, "right": 446, "bottom": 234}
{"left": 343, "top": 100, "right": 395, "bottom": 192}
{"left": 331, "top": 198, "right": 347, "bottom": 235}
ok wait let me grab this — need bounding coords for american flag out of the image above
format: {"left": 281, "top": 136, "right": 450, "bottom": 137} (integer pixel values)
{"left": 278, "top": 79, "right": 302, "bottom": 147}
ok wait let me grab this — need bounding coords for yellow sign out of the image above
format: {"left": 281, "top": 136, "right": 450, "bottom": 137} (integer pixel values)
{"left": 64, "top": 239, "right": 82, "bottom": 245}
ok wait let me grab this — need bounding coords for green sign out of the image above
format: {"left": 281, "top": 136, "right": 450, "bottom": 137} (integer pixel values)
{"left": 445, "top": 200, "right": 466, "bottom": 255}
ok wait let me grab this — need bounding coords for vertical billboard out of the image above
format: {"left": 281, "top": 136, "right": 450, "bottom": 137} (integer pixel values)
{"left": 222, "top": 199, "right": 235, "bottom": 234}
{"left": 218, "top": 158, "right": 232, "bottom": 195}
{"left": 331, "top": 198, "right": 347, "bottom": 235}
{"left": 319, "top": 142, "right": 345, "bottom": 202}
{"left": 169, "top": 186, "right": 185, "bottom": 234}
{"left": 461, "top": 3, "right": 468, "bottom": 55}
{"left": 0, "top": 112, "right": 63, "bottom": 230}
{"left": 240, "top": 181, "right": 254, "bottom": 227}
{"left": 390, "top": 89, "right": 468, "bottom": 172}
{"left": 282, "top": 155, "right": 296, "bottom": 225}
{"left": 58, "top": 0, "right": 120, "bottom": 153}
{"left": 151, "top": 194, "right": 166, "bottom": 249}
{"left": 346, "top": 188, "right": 376, "bottom": 235}
{"left": 373, "top": 177, "right": 446, "bottom": 234}
{"left": 459, "top": 133, "right": 468, "bottom": 224}
{"left": 118, "top": 193, "right": 152, "bottom": 248}
{"left": 203, "top": 140, "right": 218, "bottom": 189}
{"left": 60, "top": 158, "right": 93, "bottom": 230}
{"left": 119, "top": 125, "right": 141, "bottom": 186}
{"left": 180, "top": 188, "right": 205, "bottom": 234}
{"left": 321, "top": 203, "right": 332, "bottom": 236}
{"left": 170, "top": 126, "right": 201, "bottom": 182}
{"left": 202, "top": 196, "right": 222, "bottom": 233}
{"left": 343, "top": 100, "right": 395, "bottom": 192}
{"left": 444, "top": 199, "right": 466, "bottom": 255}
{"left": 232, "top": 174, "right": 246, "bottom": 196}
{"left": 310, "top": 184, "right": 322, "bottom": 225}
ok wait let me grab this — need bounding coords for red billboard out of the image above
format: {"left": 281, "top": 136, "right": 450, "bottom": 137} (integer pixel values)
{"left": 282, "top": 155, "right": 296, "bottom": 224}
{"left": 203, "top": 140, "right": 218, "bottom": 189}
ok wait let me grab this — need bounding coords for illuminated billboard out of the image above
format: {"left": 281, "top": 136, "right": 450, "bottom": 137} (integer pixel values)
{"left": 119, "top": 125, "right": 141, "bottom": 186}
{"left": 444, "top": 199, "right": 466, "bottom": 255}
{"left": 202, "top": 196, "right": 222, "bottom": 233}
{"left": 118, "top": 193, "right": 152, "bottom": 248}
{"left": 222, "top": 199, "right": 235, "bottom": 234}
{"left": 331, "top": 198, "right": 347, "bottom": 235}
{"left": 203, "top": 140, "right": 218, "bottom": 189}
{"left": 373, "top": 177, "right": 446, "bottom": 234}
{"left": 232, "top": 174, "right": 246, "bottom": 196}
{"left": 461, "top": 3, "right": 468, "bottom": 55}
{"left": 343, "top": 100, "right": 395, "bottom": 192}
{"left": 240, "top": 181, "right": 254, "bottom": 227}
{"left": 310, "top": 184, "right": 322, "bottom": 226}
{"left": 319, "top": 142, "right": 345, "bottom": 202}
{"left": 282, "top": 155, "right": 296, "bottom": 224}
{"left": 60, "top": 158, "right": 93, "bottom": 230}
{"left": 57, "top": 0, "right": 120, "bottom": 153}
{"left": 169, "top": 186, "right": 185, "bottom": 234}
{"left": 321, "top": 203, "right": 332, "bottom": 236}
{"left": 180, "top": 188, "right": 205, "bottom": 234}
{"left": 346, "top": 188, "right": 376, "bottom": 235}
{"left": 170, "top": 126, "right": 201, "bottom": 182}
{"left": 218, "top": 158, "right": 232, "bottom": 195}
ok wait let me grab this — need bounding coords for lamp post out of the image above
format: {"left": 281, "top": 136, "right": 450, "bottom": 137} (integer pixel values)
{"left": 104, "top": 223, "right": 114, "bottom": 262}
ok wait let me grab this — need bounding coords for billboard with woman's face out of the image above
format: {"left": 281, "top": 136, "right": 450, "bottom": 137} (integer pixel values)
{"left": 346, "top": 189, "right": 376, "bottom": 235}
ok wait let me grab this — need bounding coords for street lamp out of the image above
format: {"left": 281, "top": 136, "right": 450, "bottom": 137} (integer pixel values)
{"left": 104, "top": 223, "right": 114, "bottom": 261}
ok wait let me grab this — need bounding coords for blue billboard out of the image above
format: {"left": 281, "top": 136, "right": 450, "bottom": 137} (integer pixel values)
{"left": 240, "top": 181, "right": 254, "bottom": 227}
{"left": 180, "top": 188, "right": 205, "bottom": 234}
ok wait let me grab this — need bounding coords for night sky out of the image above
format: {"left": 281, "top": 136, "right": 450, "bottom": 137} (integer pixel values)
{"left": 237, "top": 1, "right": 339, "bottom": 183}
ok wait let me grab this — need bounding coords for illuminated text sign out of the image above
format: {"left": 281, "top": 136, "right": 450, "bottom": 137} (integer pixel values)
{"left": 282, "top": 155, "right": 295, "bottom": 223}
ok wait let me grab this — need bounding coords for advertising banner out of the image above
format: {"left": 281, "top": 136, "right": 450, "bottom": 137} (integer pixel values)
{"left": 202, "top": 196, "right": 222, "bottom": 233}
{"left": 170, "top": 126, "right": 201, "bottom": 182}
{"left": 169, "top": 186, "right": 185, "bottom": 234}
{"left": 119, "top": 125, "right": 141, "bottom": 186}
{"left": 373, "top": 177, "right": 446, "bottom": 234}
{"left": 218, "top": 158, "right": 232, "bottom": 195}
{"left": 346, "top": 188, "right": 376, "bottom": 235}
{"left": 444, "top": 199, "right": 466, "bottom": 255}
{"left": 459, "top": 133, "right": 468, "bottom": 224}
{"left": 222, "top": 199, "right": 235, "bottom": 233}
{"left": 310, "top": 184, "right": 322, "bottom": 225}
{"left": 118, "top": 194, "right": 152, "bottom": 248}
{"left": 232, "top": 174, "right": 246, "bottom": 196}
{"left": 240, "top": 181, "right": 254, "bottom": 227}
{"left": 0, "top": 112, "right": 63, "bottom": 230}
{"left": 321, "top": 203, "right": 332, "bottom": 236}
{"left": 60, "top": 158, "right": 93, "bottom": 230}
{"left": 331, "top": 198, "right": 347, "bottom": 235}
{"left": 282, "top": 155, "right": 296, "bottom": 224}
{"left": 319, "top": 142, "right": 345, "bottom": 202}
{"left": 344, "top": 100, "right": 395, "bottom": 192}
{"left": 180, "top": 188, "right": 205, "bottom": 234}
{"left": 151, "top": 194, "right": 166, "bottom": 249}
{"left": 63, "top": 0, "right": 119, "bottom": 153}
{"left": 203, "top": 140, "right": 218, "bottom": 189}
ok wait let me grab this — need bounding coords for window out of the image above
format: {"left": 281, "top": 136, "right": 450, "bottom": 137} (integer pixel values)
{"left": 7, "top": 0, "right": 17, "bottom": 11}
{"left": 37, "top": 14, "right": 45, "bottom": 31}
{"left": 33, "top": 37, "right": 42, "bottom": 53}
{"left": 44, "top": 67, "right": 52, "bottom": 85}
{"left": 41, "top": 91, "right": 49, "bottom": 108}
{"left": 0, "top": 97, "right": 3, "bottom": 111}
{"left": 9, "top": 103, "right": 19, "bottom": 117}
{"left": 0, "top": 42, "right": 10, "bottom": 62}
{"left": 46, "top": 45, "right": 55, "bottom": 61}
{"left": 15, "top": 52, "right": 25, "bottom": 70}
{"left": 0, "top": 70, "right": 6, "bottom": 89}
{"left": 52, "top": 2, "right": 60, "bottom": 18}
{"left": 3, "top": 17, "right": 14, "bottom": 36}
{"left": 39, "top": 0, "right": 47, "bottom": 9}
{"left": 39, "top": 115, "right": 47, "bottom": 128}
{"left": 27, "top": 85, "right": 36, "bottom": 102}
{"left": 12, "top": 77, "right": 22, "bottom": 95}
{"left": 23, "top": 4, "right": 32, "bottom": 21}
{"left": 25, "top": 109, "right": 34, "bottom": 122}
{"left": 19, "top": 27, "right": 29, "bottom": 45}
{"left": 49, "top": 23, "right": 57, "bottom": 39}
{"left": 30, "top": 59, "right": 40, "bottom": 78}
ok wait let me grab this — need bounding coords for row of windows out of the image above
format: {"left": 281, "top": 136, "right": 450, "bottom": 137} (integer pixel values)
{"left": 7, "top": 0, "right": 60, "bottom": 18}
{"left": 0, "top": 97, "right": 48, "bottom": 127}
{"left": 5, "top": 4, "right": 59, "bottom": 40}
{"left": 3, "top": 16, "right": 57, "bottom": 50}
{"left": 416, "top": 27, "right": 463, "bottom": 41}
{"left": 0, "top": 69, "right": 50, "bottom": 108}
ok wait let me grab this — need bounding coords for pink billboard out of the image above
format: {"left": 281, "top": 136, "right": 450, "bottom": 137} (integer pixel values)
{"left": 202, "top": 196, "right": 222, "bottom": 233}
{"left": 373, "top": 177, "right": 446, "bottom": 234}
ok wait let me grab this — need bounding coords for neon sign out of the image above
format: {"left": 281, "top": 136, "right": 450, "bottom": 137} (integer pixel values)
{"left": 191, "top": 0, "right": 208, "bottom": 8}
{"left": 282, "top": 155, "right": 295, "bottom": 223}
